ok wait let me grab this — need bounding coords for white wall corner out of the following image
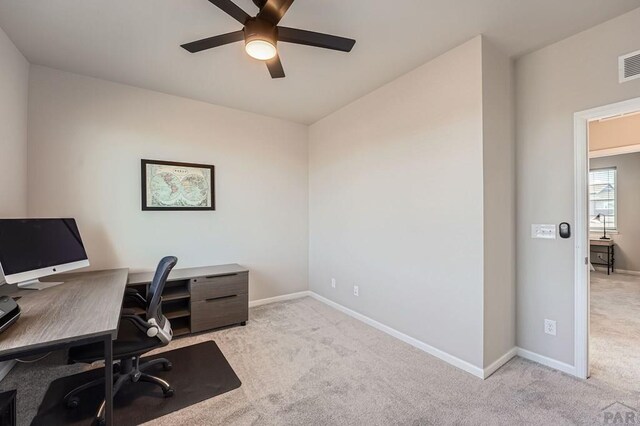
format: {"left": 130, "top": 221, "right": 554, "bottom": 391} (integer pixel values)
{"left": 483, "top": 347, "right": 517, "bottom": 379}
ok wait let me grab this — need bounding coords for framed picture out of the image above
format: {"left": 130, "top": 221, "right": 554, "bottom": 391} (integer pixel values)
{"left": 141, "top": 159, "right": 215, "bottom": 211}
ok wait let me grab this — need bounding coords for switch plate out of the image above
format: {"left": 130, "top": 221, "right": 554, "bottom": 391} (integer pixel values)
{"left": 532, "top": 224, "right": 557, "bottom": 239}
{"left": 544, "top": 319, "right": 557, "bottom": 336}
{"left": 331, "top": 278, "right": 336, "bottom": 289}
{"left": 353, "top": 285, "right": 359, "bottom": 296}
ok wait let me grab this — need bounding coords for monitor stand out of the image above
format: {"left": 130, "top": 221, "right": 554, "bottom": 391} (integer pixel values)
{"left": 17, "top": 279, "right": 65, "bottom": 290}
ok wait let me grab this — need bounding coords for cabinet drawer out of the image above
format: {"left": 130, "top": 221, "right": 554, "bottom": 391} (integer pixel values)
{"left": 190, "top": 272, "right": 248, "bottom": 302}
{"left": 191, "top": 294, "right": 248, "bottom": 333}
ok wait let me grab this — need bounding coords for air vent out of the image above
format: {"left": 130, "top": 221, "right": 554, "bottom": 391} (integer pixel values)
{"left": 619, "top": 50, "right": 640, "bottom": 83}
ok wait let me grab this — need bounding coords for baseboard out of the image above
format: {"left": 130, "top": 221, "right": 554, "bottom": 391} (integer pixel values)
{"left": 483, "top": 347, "right": 518, "bottom": 379}
{"left": 0, "top": 360, "right": 16, "bottom": 382}
{"left": 250, "top": 292, "right": 577, "bottom": 379}
{"left": 249, "top": 291, "right": 310, "bottom": 308}
{"left": 594, "top": 267, "right": 640, "bottom": 276}
{"left": 309, "top": 292, "right": 486, "bottom": 379}
{"left": 516, "top": 347, "right": 577, "bottom": 376}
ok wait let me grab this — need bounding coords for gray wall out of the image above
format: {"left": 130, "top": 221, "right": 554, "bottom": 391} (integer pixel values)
{"left": 309, "top": 37, "right": 486, "bottom": 368}
{"left": 26, "top": 66, "right": 309, "bottom": 302}
{"left": 482, "top": 38, "right": 516, "bottom": 368}
{"left": 309, "top": 36, "right": 516, "bottom": 370}
{"left": 0, "top": 24, "right": 28, "bottom": 218}
{"left": 591, "top": 152, "right": 640, "bottom": 272}
{"left": 516, "top": 8, "right": 640, "bottom": 365}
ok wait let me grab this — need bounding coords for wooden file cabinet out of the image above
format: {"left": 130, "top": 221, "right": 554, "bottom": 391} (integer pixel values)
{"left": 127, "top": 264, "right": 249, "bottom": 337}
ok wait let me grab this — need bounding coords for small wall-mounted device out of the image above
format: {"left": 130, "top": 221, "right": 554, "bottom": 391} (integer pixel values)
{"left": 559, "top": 222, "right": 571, "bottom": 239}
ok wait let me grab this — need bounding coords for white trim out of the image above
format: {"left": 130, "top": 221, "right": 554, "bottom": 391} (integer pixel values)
{"left": 589, "top": 143, "right": 640, "bottom": 158}
{"left": 249, "top": 291, "right": 310, "bottom": 308}
{"left": 483, "top": 347, "right": 518, "bottom": 379}
{"left": 574, "top": 96, "right": 640, "bottom": 380}
{"left": 309, "top": 292, "right": 486, "bottom": 378}
{"left": 0, "top": 360, "right": 16, "bottom": 382}
{"left": 516, "top": 348, "right": 577, "bottom": 376}
{"left": 593, "top": 267, "right": 640, "bottom": 276}
{"left": 248, "top": 293, "right": 574, "bottom": 379}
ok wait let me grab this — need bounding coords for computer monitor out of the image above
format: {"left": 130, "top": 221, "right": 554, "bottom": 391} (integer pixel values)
{"left": 0, "top": 218, "right": 90, "bottom": 290}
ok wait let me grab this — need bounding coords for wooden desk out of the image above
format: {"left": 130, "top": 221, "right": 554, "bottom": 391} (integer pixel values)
{"left": 0, "top": 269, "right": 128, "bottom": 426}
{"left": 590, "top": 239, "right": 615, "bottom": 275}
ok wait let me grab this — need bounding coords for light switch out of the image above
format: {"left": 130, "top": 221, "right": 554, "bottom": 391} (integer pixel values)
{"left": 531, "top": 224, "right": 556, "bottom": 239}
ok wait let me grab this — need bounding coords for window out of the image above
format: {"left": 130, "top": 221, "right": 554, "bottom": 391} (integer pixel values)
{"left": 589, "top": 167, "right": 617, "bottom": 231}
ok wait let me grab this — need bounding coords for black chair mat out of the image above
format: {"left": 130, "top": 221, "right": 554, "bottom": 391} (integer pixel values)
{"left": 31, "top": 341, "right": 242, "bottom": 425}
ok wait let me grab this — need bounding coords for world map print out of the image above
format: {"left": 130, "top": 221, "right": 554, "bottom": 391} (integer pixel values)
{"left": 145, "top": 163, "right": 212, "bottom": 208}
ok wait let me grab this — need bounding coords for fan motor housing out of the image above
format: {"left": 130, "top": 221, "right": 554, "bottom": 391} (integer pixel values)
{"left": 244, "top": 18, "right": 277, "bottom": 47}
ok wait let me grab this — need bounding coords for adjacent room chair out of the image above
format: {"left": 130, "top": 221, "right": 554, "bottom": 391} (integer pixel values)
{"left": 65, "top": 256, "right": 178, "bottom": 425}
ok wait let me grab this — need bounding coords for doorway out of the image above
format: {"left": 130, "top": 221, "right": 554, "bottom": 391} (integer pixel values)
{"left": 574, "top": 97, "right": 640, "bottom": 383}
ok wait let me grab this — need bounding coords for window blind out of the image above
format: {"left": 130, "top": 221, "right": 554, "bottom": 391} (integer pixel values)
{"left": 589, "top": 167, "right": 616, "bottom": 230}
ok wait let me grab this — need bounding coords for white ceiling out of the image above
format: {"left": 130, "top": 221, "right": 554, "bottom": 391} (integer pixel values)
{"left": 0, "top": 1, "right": 638, "bottom": 124}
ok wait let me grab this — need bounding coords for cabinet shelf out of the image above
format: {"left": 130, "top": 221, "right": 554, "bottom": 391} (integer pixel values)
{"left": 165, "top": 308, "right": 190, "bottom": 320}
{"left": 162, "top": 287, "right": 190, "bottom": 301}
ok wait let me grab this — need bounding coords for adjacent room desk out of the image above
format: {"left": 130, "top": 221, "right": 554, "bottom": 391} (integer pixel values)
{"left": 0, "top": 269, "right": 129, "bottom": 426}
{"left": 590, "top": 239, "right": 615, "bottom": 275}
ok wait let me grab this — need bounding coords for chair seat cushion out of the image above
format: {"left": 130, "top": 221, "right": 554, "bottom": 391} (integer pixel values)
{"left": 69, "top": 318, "right": 163, "bottom": 363}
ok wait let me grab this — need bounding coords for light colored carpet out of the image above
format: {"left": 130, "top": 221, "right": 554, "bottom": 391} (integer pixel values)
{"left": 590, "top": 271, "right": 640, "bottom": 392}
{"left": 1, "top": 296, "right": 639, "bottom": 425}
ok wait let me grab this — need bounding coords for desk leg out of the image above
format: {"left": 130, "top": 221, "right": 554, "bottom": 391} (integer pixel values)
{"left": 608, "top": 246, "right": 611, "bottom": 275}
{"left": 104, "top": 335, "right": 114, "bottom": 426}
{"left": 612, "top": 245, "right": 615, "bottom": 273}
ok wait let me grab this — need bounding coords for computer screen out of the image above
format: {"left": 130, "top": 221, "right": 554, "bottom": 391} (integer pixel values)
{"left": 0, "top": 219, "right": 89, "bottom": 278}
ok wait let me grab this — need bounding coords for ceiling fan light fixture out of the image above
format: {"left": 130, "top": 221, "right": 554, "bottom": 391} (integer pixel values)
{"left": 245, "top": 39, "right": 277, "bottom": 60}
{"left": 244, "top": 18, "right": 278, "bottom": 61}
{"left": 180, "top": 0, "right": 357, "bottom": 78}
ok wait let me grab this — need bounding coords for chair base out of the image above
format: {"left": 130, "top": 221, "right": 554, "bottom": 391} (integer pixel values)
{"left": 64, "top": 356, "right": 174, "bottom": 424}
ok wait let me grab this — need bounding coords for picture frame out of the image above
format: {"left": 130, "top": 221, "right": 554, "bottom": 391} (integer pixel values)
{"left": 141, "top": 159, "right": 215, "bottom": 211}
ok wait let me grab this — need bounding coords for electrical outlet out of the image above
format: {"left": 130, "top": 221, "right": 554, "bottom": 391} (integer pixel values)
{"left": 353, "top": 285, "right": 359, "bottom": 296}
{"left": 544, "top": 319, "right": 557, "bottom": 336}
{"left": 331, "top": 278, "right": 336, "bottom": 289}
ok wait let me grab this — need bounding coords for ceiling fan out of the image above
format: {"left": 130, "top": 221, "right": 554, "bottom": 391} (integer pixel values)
{"left": 181, "top": 0, "right": 356, "bottom": 79}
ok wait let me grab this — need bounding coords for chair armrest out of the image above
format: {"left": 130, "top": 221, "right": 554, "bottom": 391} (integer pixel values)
{"left": 121, "top": 314, "right": 152, "bottom": 334}
{"left": 124, "top": 288, "right": 147, "bottom": 308}
{"left": 121, "top": 314, "right": 169, "bottom": 343}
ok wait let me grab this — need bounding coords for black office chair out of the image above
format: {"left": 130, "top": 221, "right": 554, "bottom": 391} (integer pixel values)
{"left": 65, "top": 256, "right": 178, "bottom": 425}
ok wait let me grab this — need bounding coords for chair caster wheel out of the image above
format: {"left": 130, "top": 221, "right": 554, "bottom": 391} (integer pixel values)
{"left": 66, "top": 396, "right": 80, "bottom": 409}
{"left": 163, "top": 362, "right": 173, "bottom": 371}
{"left": 164, "top": 387, "right": 175, "bottom": 398}
{"left": 97, "top": 417, "right": 106, "bottom": 426}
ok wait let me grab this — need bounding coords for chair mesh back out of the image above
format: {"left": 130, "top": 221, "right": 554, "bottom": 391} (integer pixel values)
{"left": 147, "top": 256, "right": 178, "bottom": 328}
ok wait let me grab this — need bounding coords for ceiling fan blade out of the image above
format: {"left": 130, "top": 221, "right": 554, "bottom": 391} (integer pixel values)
{"left": 266, "top": 54, "right": 285, "bottom": 78}
{"left": 257, "top": 0, "right": 295, "bottom": 25}
{"left": 208, "top": 0, "right": 250, "bottom": 24}
{"left": 277, "top": 27, "right": 356, "bottom": 52}
{"left": 181, "top": 30, "right": 245, "bottom": 53}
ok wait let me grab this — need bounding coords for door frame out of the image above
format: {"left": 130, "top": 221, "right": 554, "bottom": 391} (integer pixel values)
{"left": 573, "top": 96, "right": 640, "bottom": 379}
